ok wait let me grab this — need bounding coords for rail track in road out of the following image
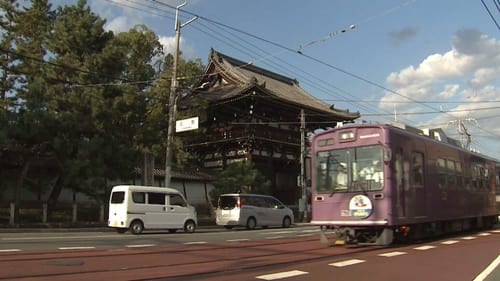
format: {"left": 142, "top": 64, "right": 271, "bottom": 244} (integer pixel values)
{"left": 0, "top": 234, "right": 386, "bottom": 281}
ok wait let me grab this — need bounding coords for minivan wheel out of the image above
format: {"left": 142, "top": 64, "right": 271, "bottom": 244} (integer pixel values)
{"left": 246, "top": 217, "right": 257, "bottom": 230}
{"left": 282, "top": 216, "right": 292, "bottom": 228}
{"left": 184, "top": 220, "right": 196, "bottom": 233}
{"left": 130, "top": 220, "right": 144, "bottom": 235}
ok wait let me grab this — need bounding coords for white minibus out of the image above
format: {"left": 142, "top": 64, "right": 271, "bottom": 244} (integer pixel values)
{"left": 108, "top": 185, "right": 197, "bottom": 234}
{"left": 216, "top": 194, "right": 294, "bottom": 230}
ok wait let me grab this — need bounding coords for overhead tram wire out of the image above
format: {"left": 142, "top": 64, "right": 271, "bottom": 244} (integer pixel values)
{"left": 110, "top": 0, "right": 417, "bottom": 123}
{"left": 189, "top": 20, "right": 384, "bottom": 117}
{"left": 480, "top": 0, "right": 500, "bottom": 30}
{"left": 133, "top": 2, "right": 383, "bottom": 118}
{"left": 107, "top": 0, "right": 500, "bottom": 139}
{"left": 179, "top": 9, "right": 400, "bottom": 120}
{"left": 147, "top": 0, "right": 436, "bottom": 124}
{"left": 105, "top": 0, "right": 176, "bottom": 21}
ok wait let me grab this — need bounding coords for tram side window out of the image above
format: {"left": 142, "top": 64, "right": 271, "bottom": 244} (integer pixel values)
{"left": 455, "top": 162, "right": 464, "bottom": 188}
{"left": 471, "top": 165, "right": 479, "bottom": 191}
{"left": 412, "top": 152, "right": 424, "bottom": 186}
{"left": 480, "top": 167, "right": 487, "bottom": 191}
{"left": 437, "top": 158, "right": 447, "bottom": 189}
{"left": 446, "top": 159, "right": 457, "bottom": 188}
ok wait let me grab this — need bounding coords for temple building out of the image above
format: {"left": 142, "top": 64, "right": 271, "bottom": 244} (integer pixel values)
{"left": 180, "top": 49, "right": 360, "bottom": 204}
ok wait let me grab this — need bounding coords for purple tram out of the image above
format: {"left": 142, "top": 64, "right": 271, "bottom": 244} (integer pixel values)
{"left": 310, "top": 123, "right": 499, "bottom": 245}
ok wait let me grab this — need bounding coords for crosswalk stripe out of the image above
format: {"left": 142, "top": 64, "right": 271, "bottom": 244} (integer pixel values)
{"left": 58, "top": 247, "right": 95, "bottom": 250}
{"left": 441, "top": 240, "right": 459, "bottom": 245}
{"left": 329, "top": 259, "right": 366, "bottom": 267}
{"left": 256, "top": 270, "right": 308, "bottom": 280}
{"left": 0, "top": 249, "right": 21, "bottom": 252}
{"left": 378, "top": 251, "right": 407, "bottom": 257}
{"left": 414, "top": 245, "right": 436, "bottom": 250}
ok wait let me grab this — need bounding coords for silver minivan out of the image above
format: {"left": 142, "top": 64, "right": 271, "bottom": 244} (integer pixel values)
{"left": 216, "top": 194, "right": 294, "bottom": 230}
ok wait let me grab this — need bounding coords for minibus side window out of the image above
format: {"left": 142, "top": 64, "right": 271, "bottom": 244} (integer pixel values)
{"left": 110, "top": 191, "right": 125, "bottom": 204}
{"left": 132, "top": 192, "right": 145, "bottom": 204}
{"left": 170, "top": 194, "right": 187, "bottom": 207}
{"left": 148, "top": 192, "right": 165, "bottom": 205}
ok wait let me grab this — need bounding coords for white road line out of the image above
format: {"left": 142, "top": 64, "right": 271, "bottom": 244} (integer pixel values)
{"left": 265, "top": 236, "right": 285, "bottom": 239}
{"left": 461, "top": 236, "right": 477, "bottom": 240}
{"left": 265, "top": 231, "right": 291, "bottom": 235}
{"left": 227, "top": 239, "right": 250, "bottom": 242}
{"left": 126, "top": 244, "right": 155, "bottom": 248}
{"left": 0, "top": 249, "right": 21, "bottom": 253}
{"left": 301, "top": 229, "right": 320, "bottom": 233}
{"left": 378, "top": 251, "right": 407, "bottom": 257}
{"left": 414, "top": 245, "right": 436, "bottom": 250}
{"left": 491, "top": 230, "right": 500, "bottom": 233}
{"left": 58, "top": 247, "right": 96, "bottom": 250}
{"left": 183, "top": 241, "right": 207, "bottom": 245}
{"left": 478, "top": 233, "right": 491, "bottom": 236}
{"left": 441, "top": 240, "right": 460, "bottom": 245}
{"left": 256, "top": 270, "right": 309, "bottom": 280}
{"left": 473, "top": 254, "right": 500, "bottom": 281}
{"left": 296, "top": 233, "right": 314, "bottom": 237}
{"left": 329, "top": 259, "right": 366, "bottom": 267}
{"left": 2, "top": 235, "right": 118, "bottom": 241}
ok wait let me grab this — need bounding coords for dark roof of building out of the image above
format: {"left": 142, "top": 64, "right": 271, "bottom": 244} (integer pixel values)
{"left": 193, "top": 49, "right": 360, "bottom": 120}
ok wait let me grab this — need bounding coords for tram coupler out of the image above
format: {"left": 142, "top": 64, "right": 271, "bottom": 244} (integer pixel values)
{"left": 319, "top": 227, "right": 355, "bottom": 246}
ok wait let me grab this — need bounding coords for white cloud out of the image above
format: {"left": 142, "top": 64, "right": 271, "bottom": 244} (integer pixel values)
{"left": 159, "top": 35, "right": 177, "bottom": 55}
{"left": 105, "top": 16, "right": 130, "bottom": 33}
{"left": 383, "top": 29, "right": 500, "bottom": 110}
{"left": 381, "top": 29, "right": 500, "bottom": 157}
{"left": 438, "top": 84, "right": 459, "bottom": 99}
{"left": 159, "top": 35, "right": 196, "bottom": 58}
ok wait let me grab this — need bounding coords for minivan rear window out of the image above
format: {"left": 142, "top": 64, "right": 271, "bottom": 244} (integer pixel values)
{"left": 110, "top": 191, "right": 125, "bottom": 204}
{"left": 219, "top": 196, "right": 237, "bottom": 210}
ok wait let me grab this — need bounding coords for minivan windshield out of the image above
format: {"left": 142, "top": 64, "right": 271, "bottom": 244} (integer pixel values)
{"left": 315, "top": 145, "right": 384, "bottom": 193}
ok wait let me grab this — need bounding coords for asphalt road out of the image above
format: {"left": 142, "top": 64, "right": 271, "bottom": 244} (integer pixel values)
{"left": 0, "top": 226, "right": 498, "bottom": 281}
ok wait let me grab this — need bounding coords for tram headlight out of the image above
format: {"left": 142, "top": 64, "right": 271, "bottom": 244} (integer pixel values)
{"left": 339, "top": 131, "right": 354, "bottom": 140}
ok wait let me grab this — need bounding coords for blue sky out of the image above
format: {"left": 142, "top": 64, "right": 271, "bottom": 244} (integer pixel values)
{"left": 51, "top": 0, "right": 500, "bottom": 160}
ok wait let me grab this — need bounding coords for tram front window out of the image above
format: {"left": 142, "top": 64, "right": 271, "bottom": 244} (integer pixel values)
{"left": 316, "top": 145, "right": 384, "bottom": 193}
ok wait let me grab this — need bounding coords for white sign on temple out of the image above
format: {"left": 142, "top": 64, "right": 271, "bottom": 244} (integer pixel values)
{"left": 176, "top": 117, "right": 199, "bottom": 132}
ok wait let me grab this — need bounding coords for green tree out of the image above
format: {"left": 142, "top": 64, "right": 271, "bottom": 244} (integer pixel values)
{"left": 0, "top": 0, "right": 19, "bottom": 211}
{"left": 209, "top": 161, "right": 271, "bottom": 205}
{"left": 43, "top": 0, "right": 118, "bottom": 207}
{"left": 0, "top": 0, "right": 55, "bottom": 219}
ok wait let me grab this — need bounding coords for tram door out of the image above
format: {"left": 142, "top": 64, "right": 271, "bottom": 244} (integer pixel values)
{"left": 395, "top": 151, "right": 406, "bottom": 218}
{"left": 412, "top": 151, "right": 426, "bottom": 217}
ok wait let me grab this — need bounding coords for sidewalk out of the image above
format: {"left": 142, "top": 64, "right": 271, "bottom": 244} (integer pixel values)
{"left": 0, "top": 220, "right": 313, "bottom": 233}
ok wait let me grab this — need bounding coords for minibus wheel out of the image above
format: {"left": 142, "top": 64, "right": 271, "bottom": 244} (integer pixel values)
{"left": 130, "top": 220, "right": 144, "bottom": 235}
{"left": 184, "top": 220, "right": 196, "bottom": 233}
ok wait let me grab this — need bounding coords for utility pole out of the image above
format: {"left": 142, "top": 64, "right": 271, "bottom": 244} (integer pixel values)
{"left": 448, "top": 118, "right": 477, "bottom": 150}
{"left": 164, "top": 2, "right": 197, "bottom": 187}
